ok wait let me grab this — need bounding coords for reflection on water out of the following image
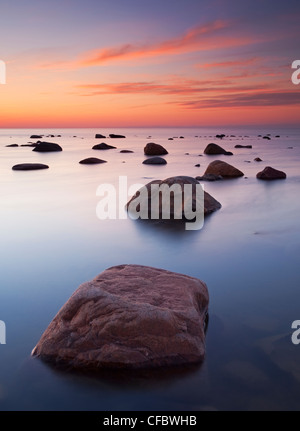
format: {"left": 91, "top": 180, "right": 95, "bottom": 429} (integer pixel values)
{"left": 0, "top": 127, "right": 300, "bottom": 410}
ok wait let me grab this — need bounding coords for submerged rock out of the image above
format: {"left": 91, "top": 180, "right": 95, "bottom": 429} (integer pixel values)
{"left": 30, "top": 135, "right": 43, "bottom": 139}
{"left": 256, "top": 166, "right": 287, "bottom": 180}
{"left": 109, "top": 134, "right": 126, "bottom": 139}
{"left": 120, "top": 150, "right": 134, "bottom": 153}
{"left": 235, "top": 145, "right": 252, "bottom": 149}
{"left": 32, "top": 264, "right": 209, "bottom": 370}
{"left": 254, "top": 157, "right": 263, "bottom": 162}
{"left": 92, "top": 143, "right": 116, "bottom": 150}
{"left": 204, "top": 143, "right": 233, "bottom": 156}
{"left": 12, "top": 163, "right": 49, "bottom": 171}
{"left": 6, "top": 144, "right": 18, "bottom": 147}
{"left": 143, "top": 157, "right": 167, "bottom": 165}
{"left": 33, "top": 142, "right": 63, "bottom": 152}
{"left": 204, "top": 160, "right": 244, "bottom": 178}
{"left": 144, "top": 143, "right": 168, "bottom": 156}
{"left": 196, "top": 174, "right": 223, "bottom": 182}
{"left": 79, "top": 158, "right": 107, "bottom": 165}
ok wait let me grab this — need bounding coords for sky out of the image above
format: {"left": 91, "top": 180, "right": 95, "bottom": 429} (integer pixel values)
{"left": 0, "top": 0, "right": 299, "bottom": 128}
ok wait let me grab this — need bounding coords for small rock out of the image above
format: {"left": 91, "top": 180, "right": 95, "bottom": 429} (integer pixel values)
{"left": 204, "top": 160, "right": 244, "bottom": 178}
{"left": 33, "top": 142, "right": 63, "bottom": 152}
{"left": 109, "top": 134, "right": 126, "bottom": 139}
{"left": 235, "top": 145, "right": 252, "bottom": 149}
{"left": 12, "top": 163, "right": 49, "bottom": 171}
{"left": 204, "top": 143, "right": 233, "bottom": 156}
{"left": 256, "top": 166, "right": 286, "bottom": 180}
{"left": 30, "top": 135, "right": 43, "bottom": 139}
{"left": 6, "top": 144, "right": 18, "bottom": 147}
{"left": 143, "top": 157, "right": 167, "bottom": 165}
{"left": 93, "top": 143, "right": 116, "bottom": 150}
{"left": 144, "top": 143, "right": 168, "bottom": 156}
{"left": 79, "top": 158, "right": 107, "bottom": 165}
{"left": 120, "top": 150, "right": 134, "bottom": 153}
{"left": 95, "top": 134, "right": 106, "bottom": 139}
{"left": 254, "top": 157, "right": 263, "bottom": 162}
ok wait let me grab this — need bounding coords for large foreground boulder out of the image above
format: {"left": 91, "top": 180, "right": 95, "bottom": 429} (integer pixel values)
{"left": 204, "top": 143, "right": 233, "bottom": 156}
{"left": 126, "top": 176, "right": 221, "bottom": 221}
{"left": 32, "top": 265, "right": 209, "bottom": 369}
{"left": 256, "top": 166, "right": 286, "bottom": 180}
{"left": 144, "top": 143, "right": 168, "bottom": 156}
{"left": 204, "top": 160, "right": 244, "bottom": 178}
{"left": 33, "top": 142, "right": 62, "bottom": 152}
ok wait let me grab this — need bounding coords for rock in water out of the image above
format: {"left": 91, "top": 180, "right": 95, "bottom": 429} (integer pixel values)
{"left": 144, "top": 143, "right": 168, "bottom": 156}
{"left": 126, "top": 176, "right": 221, "bottom": 220}
{"left": 95, "top": 134, "right": 106, "bottom": 139}
{"left": 92, "top": 143, "right": 116, "bottom": 150}
{"left": 109, "top": 134, "right": 126, "bottom": 139}
{"left": 142, "top": 157, "right": 167, "bottom": 165}
{"left": 32, "top": 264, "right": 209, "bottom": 369}
{"left": 204, "top": 143, "right": 233, "bottom": 155}
{"left": 32, "top": 142, "right": 63, "bottom": 152}
{"left": 6, "top": 144, "right": 19, "bottom": 147}
{"left": 79, "top": 158, "right": 107, "bottom": 165}
{"left": 235, "top": 145, "right": 252, "bottom": 149}
{"left": 12, "top": 163, "right": 49, "bottom": 171}
{"left": 30, "top": 135, "right": 43, "bottom": 139}
{"left": 204, "top": 160, "right": 244, "bottom": 178}
{"left": 256, "top": 166, "right": 287, "bottom": 180}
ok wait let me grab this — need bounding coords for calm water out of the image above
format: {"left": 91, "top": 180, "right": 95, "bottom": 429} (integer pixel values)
{"left": 0, "top": 127, "right": 300, "bottom": 411}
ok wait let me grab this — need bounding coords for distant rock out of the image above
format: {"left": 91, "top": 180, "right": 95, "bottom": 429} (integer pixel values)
{"left": 263, "top": 136, "right": 271, "bottom": 140}
{"left": 32, "top": 142, "right": 63, "bottom": 152}
{"left": 275, "top": 135, "right": 280, "bottom": 138}
{"left": 195, "top": 164, "right": 201, "bottom": 167}
{"left": 92, "top": 143, "right": 116, "bottom": 150}
{"left": 109, "top": 134, "right": 126, "bottom": 139}
{"left": 127, "top": 176, "right": 221, "bottom": 220}
{"left": 32, "top": 264, "right": 209, "bottom": 369}
{"left": 144, "top": 143, "right": 168, "bottom": 156}
{"left": 235, "top": 145, "right": 252, "bottom": 149}
{"left": 30, "top": 135, "right": 43, "bottom": 139}
{"left": 120, "top": 150, "right": 134, "bottom": 153}
{"left": 143, "top": 157, "right": 167, "bottom": 165}
{"left": 6, "top": 144, "right": 18, "bottom": 147}
{"left": 256, "top": 166, "right": 287, "bottom": 180}
{"left": 204, "top": 143, "right": 233, "bottom": 156}
{"left": 215, "top": 134, "right": 225, "bottom": 139}
{"left": 196, "top": 174, "right": 223, "bottom": 182}
{"left": 254, "top": 157, "right": 263, "bottom": 162}
{"left": 12, "top": 163, "right": 49, "bottom": 171}
{"left": 168, "top": 138, "right": 174, "bottom": 141}
{"left": 204, "top": 160, "right": 244, "bottom": 178}
{"left": 79, "top": 158, "right": 107, "bottom": 165}
{"left": 95, "top": 134, "right": 106, "bottom": 139}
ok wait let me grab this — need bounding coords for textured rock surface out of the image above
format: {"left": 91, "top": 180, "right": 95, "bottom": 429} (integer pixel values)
{"left": 12, "top": 163, "right": 49, "bottom": 171}
{"left": 256, "top": 166, "right": 286, "bottom": 180}
{"left": 126, "top": 176, "right": 221, "bottom": 219}
{"left": 204, "top": 143, "right": 233, "bottom": 156}
{"left": 144, "top": 143, "right": 168, "bottom": 156}
{"left": 204, "top": 160, "right": 244, "bottom": 178}
{"left": 32, "top": 265, "right": 209, "bottom": 369}
{"left": 196, "top": 174, "right": 223, "bottom": 182}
